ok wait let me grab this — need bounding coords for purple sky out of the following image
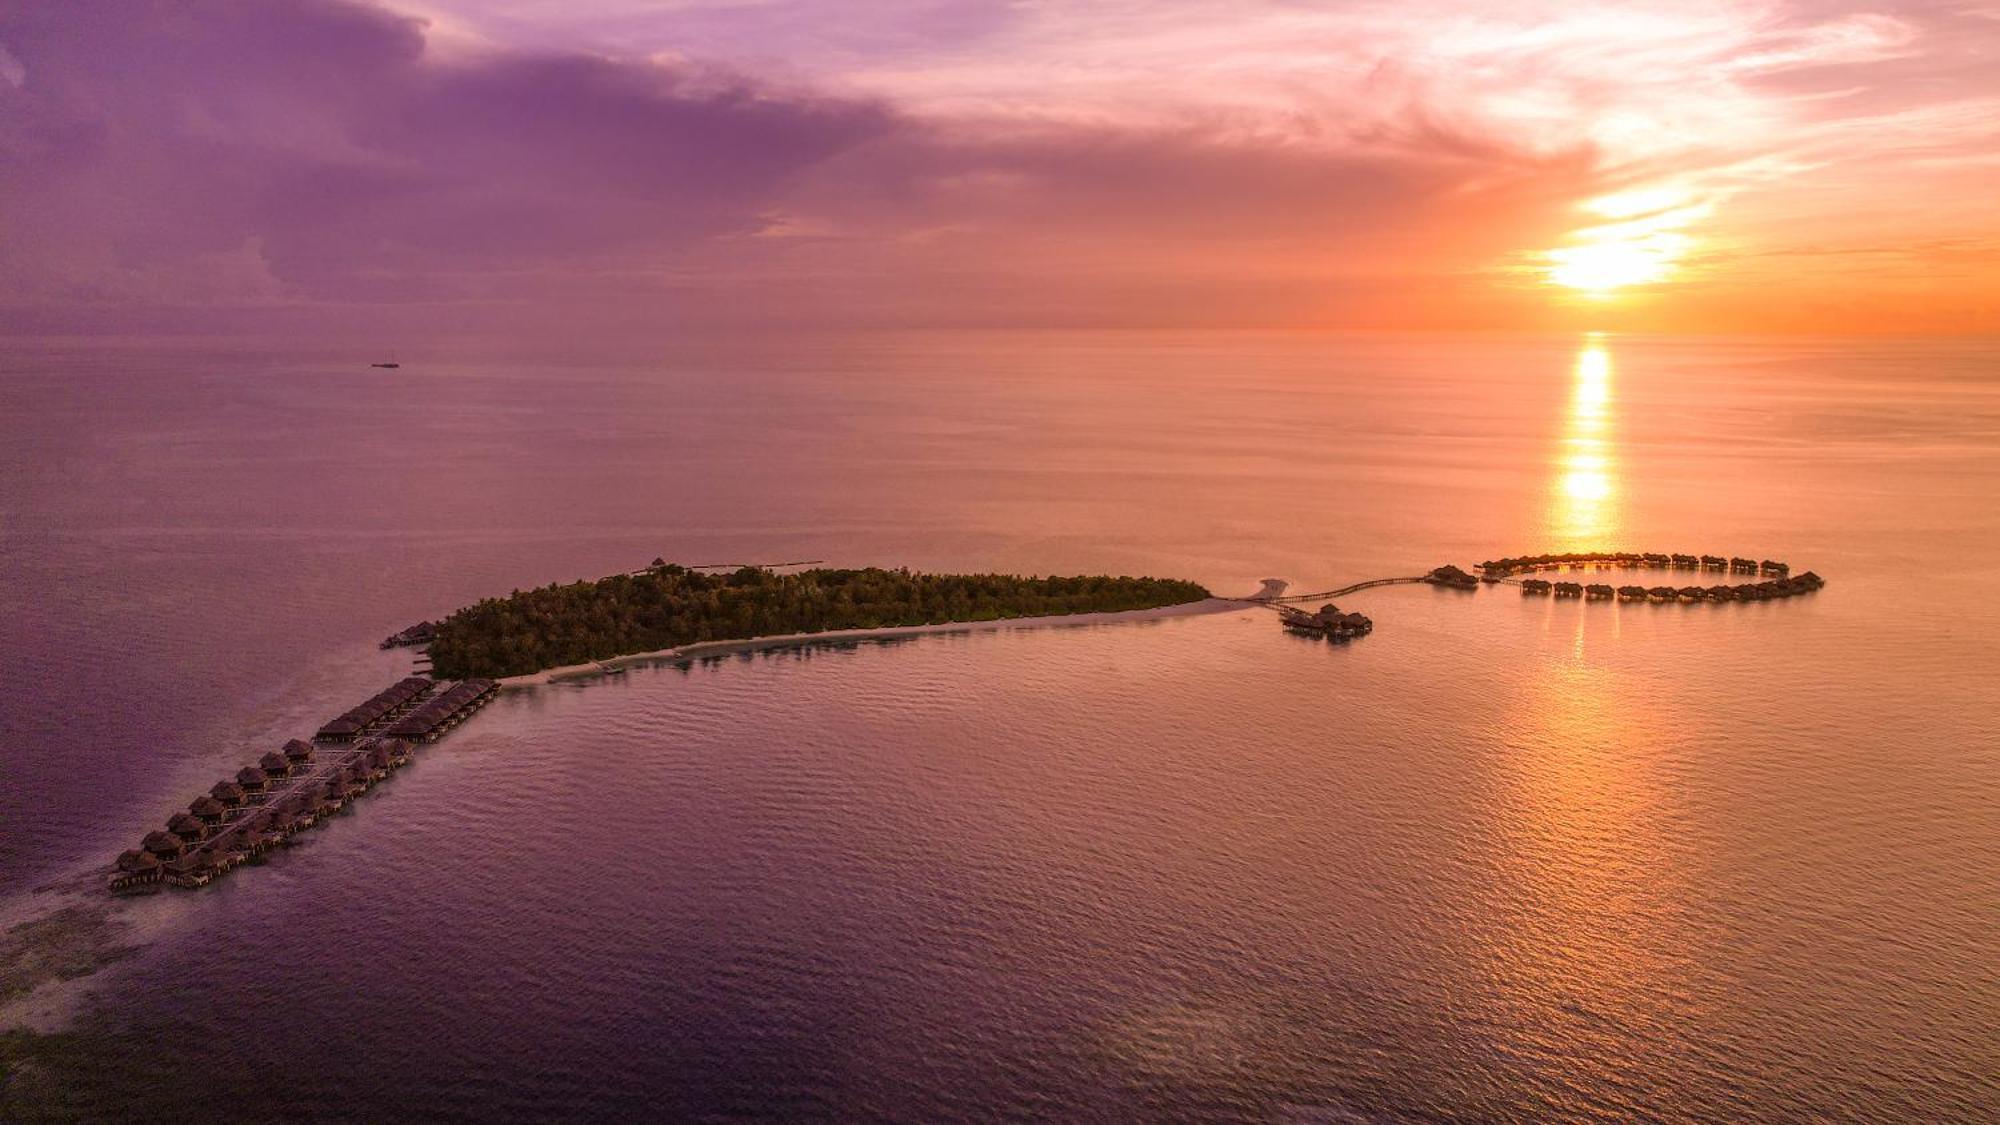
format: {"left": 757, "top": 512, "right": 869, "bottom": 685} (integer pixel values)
{"left": 3, "top": 0, "right": 1997, "bottom": 337}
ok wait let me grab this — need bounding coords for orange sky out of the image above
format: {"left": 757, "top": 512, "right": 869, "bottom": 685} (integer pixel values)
{"left": 3, "top": 1, "right": 1996, "bottom": 335}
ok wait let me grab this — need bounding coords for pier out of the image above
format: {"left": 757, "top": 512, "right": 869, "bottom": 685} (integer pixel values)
{"left": 110, "top": 675, "right": 498, "bottom": 893}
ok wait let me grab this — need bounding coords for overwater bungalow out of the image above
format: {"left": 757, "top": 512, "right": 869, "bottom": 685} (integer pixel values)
{"left": 166, "top": 812, "right": 209, "bottom": 842}
{"left": 258, "top": 750, "right": 292, "bottom": 778}
{"left": 381, "top": 622, "right": 438, "bottom": 649}
{"left": 188, "top": 795, "right": 229, "bottom": 824}
{"left": 1618, "top": 585, "right": 1648, "bottom": 600}
{"left": 1761, "top": 560, "right": 1789, "bottom": 576}
{"left": 316, "top": 715, "right": 366, "bottom": 742}
{"left": 1700, "top": 555, "right": 1727, "bottom": 569}
{"left": 1553, "top": 581, "right": 1583, "bottom": 597}
{"left": 1648, "top": 586, "right": 1678, "bottom": 601}
{"left": 237, "top": 765, "right": 269, "bottom": 793}
{"left": 1642, "top": 553, "right": 1670, "bottom": 567}
{"left": 1427, "top": 564, "right": 1479, "bottom": 589}
{"left": 1707, "top": 586, "right": 1738, "bottom": 602}
{"left": 1796, "top": 571, "right": 1825, "bottom": 589}
{"left": 1278, "top": 606, "right": 1325, "bottom": 631}
{"left": 1677, "top": 586, "right": 1708, "bottom": 601}
{"left": 283, "top": 738, "right": 315, "bottom": 767}
{"left": 110, "top": 849, "right": 162, "bottom": 892}
{"left": 1730, "top": 557, "right": 1758, "bottom": 573}
{"left": 1585, "top": 584, "right": 1615, "bottom": 599}
{"left": 162, "top": 855, "right": 206, "bottom": 888}
{"left": 210, "top": 780, "right": 246, "bottom": 807}
{"left": 142, "top": 830, "right": 187, "bottom": 859}
{"left": 1521, "top": 579, "right": 1552, "bottom": 595}
{"left": 1331, "top": 611, "right": 1373, "bottom": 637}
{"left": 1671, "top": 554, "right": 1699, "bottom": 568}
{"left": 282, "top": 795, "right": 317, "bottom": 830}
{"left": 164, "top": 851, "right": 225, "bottom": 888}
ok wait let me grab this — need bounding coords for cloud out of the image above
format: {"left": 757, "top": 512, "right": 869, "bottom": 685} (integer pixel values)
{"left": 2, "top": 0, "right": 1994, "bottom": 333}
{"left": 0, "top": 0, "right": 890, "bottom": 307}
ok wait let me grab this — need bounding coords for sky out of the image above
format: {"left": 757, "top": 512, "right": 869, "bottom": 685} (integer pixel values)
{"left": 2, "top": 0, "right": 1996, "bottom": 338}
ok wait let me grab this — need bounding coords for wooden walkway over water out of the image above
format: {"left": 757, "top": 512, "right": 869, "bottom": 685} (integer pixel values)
{"left": 1261, "top": 576, "right": 1431, "bottom": 604}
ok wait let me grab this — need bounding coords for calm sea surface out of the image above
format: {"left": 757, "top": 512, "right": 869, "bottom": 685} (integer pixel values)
{"left": 1, "top": 332, "right": 1996, "bottom": 1121}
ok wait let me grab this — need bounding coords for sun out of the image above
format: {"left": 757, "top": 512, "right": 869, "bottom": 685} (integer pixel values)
{"left": 1543, "top": 185, "right": 1709, "bottom": 295}
{"left": 1547, "top": 238, "right": 1681, "bottom": 294}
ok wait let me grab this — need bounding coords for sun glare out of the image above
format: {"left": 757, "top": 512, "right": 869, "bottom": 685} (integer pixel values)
{"left": 1547, "top": 239, "right": 1681, "bottom": 294}
{"left": 1544, "top": 186, "right": 1709, "bottom": 295}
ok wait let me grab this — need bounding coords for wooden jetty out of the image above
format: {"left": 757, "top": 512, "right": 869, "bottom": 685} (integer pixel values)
{"left": 109, "top": 675, "right": 499, "bottom": 893}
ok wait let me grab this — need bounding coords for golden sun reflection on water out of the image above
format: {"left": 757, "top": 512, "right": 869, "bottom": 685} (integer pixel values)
{"left": 1547, "top": 339, "right": 1621, "bottom": 546}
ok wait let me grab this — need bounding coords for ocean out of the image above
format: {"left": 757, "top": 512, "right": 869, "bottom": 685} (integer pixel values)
{"left": 2, "top": 331, "right": 1996, "bottom": 1120}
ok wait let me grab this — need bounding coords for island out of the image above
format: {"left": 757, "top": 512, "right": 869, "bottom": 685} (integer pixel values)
{"left": 427, "top": 564, "right": 1214, "bottom": 679}
{"left": 109, "top": 551, "right": 1826, "bottom": 893}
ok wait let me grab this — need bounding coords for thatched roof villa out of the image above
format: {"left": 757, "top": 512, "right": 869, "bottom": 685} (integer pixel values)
{"left": 188, "top": 795, "right": 229, "bottom": 823}
{"left": 166, "top": 813, "right": 208, "bottom": 841}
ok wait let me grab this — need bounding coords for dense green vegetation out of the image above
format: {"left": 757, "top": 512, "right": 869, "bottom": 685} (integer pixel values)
{"left": 428, "top": 564, "right": 1212, "bottom": 678}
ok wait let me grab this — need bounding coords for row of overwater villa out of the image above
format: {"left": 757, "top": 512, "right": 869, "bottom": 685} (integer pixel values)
{"left": 109, "top": 676, "right": 497, "bottom": 893}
